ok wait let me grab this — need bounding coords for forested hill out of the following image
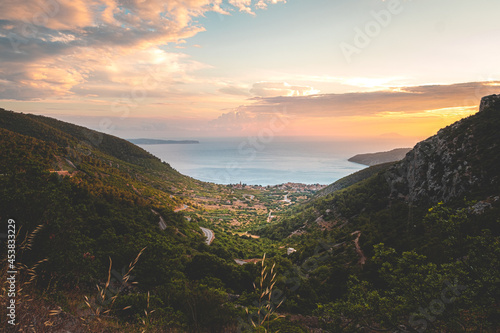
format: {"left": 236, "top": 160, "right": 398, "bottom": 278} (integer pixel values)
{"left": 0, "top": 108, "right": 255, "bottom": 331}
{"left": 0, "top": 106, "right": 208, "bottom": 258}
{"left": 0, "top": 108, "right": 171, "bottom": 168}
{"left": 256, "top": 95, "right": 500, "bottom": 331}
{"left": 0, "top": 108, "right": 221, "bottom": 204}
{"left": 315, "top": 162, "right": 395, "bottom": 198}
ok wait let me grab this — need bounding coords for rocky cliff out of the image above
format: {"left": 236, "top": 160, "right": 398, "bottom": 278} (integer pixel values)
{"left": 386, "top": 94, "right": 500, "bottom": 204}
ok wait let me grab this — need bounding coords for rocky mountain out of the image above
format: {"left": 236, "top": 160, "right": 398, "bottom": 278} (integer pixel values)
{"left": 386, "top": 94, "right": 500, "bottom": 204}
{"left": 348, "top": 148, "right": 411, "bottom": 166}
{"left": 262, "top": 94, "right": 500, "bottom": 242}
{"left": 257, "top": 96, "right": 500, "bottom": 330}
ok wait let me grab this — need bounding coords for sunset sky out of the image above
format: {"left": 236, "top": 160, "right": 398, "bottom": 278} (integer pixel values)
{"left": 1, "top": 0, "right": 499, "bottom": 141}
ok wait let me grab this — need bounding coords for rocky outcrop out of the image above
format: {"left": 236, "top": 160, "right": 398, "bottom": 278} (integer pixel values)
{"left": 385, "top": 94, "right": 500, "bottom": 204}
{"left": 479, "top": 94, "right": 500, "bottom": 111}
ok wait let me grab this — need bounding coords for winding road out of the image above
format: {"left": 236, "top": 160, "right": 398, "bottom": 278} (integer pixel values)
{"left": 200, "top": 227, "right": 215, "bottom": 245}
{"left": 151, "top": 209, "right": 167, "bottom": 230}
{"left": 267, "top": 210, "right": 273, "bottom": 223}
{"left": 174, "top": 204, "right": 189, "bottom": 213}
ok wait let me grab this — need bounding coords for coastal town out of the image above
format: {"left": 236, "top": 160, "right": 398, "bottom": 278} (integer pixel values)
{"left": 180, "top": 182, "right": 329, "bottom": 243}
{"left": 229, "top": 182, "right": 327, "bottom": 192}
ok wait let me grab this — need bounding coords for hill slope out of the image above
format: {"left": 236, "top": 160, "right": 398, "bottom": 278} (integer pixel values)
{"left": 315, "top": 162, "right": 395, "bottom": 198}
{"left": 0, "top": 109, "right": 257, "bottom": 332}
{"left": 270, "top": 94, "right": 500, "bottom": 239}
{"left": 386, "top": 94, "right": 500, "bottom": 204}
{"left": 257, "top": 95, "right": 500, "bottom": 331}
{"left": 348, "top": 148, "right": 411, "bottom": 166}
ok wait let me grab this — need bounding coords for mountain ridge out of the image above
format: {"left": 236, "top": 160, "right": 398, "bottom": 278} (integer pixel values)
{"left": 386, "top": 94, "right": 500, "bottom": 204}
{"left": 348, "top": 148, "right": 412, "bottom": 166}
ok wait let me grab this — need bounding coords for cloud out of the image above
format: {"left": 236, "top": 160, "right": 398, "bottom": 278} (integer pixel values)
{"left": 210, "top": 110, "right": 253, "bottom": 130}
{"left": 255, "top": 0, "right": 287, "bottom": 10}
{"left": 209, "top": 108, "right": 290, "bottom": 134}
{"left": 250, "top": 82, "right": 320, "bottom": 97}
{"left": 0, "top": 0, "right": 93, "bottom": 30}
{"left": 218, "top": 85, "right": 252, "bottom": 96}
{"left": 229, "top": 0, "right": 254, "bottom": 15}
{"left": 0, "top": 0, "right": 286, "bottom": 100}
{"left": 0, "top": 0, "right": 224, "bottom": 33}
{"left": 212, "top": 81, "right": 500, "bottom": 127}
{"left": 228, "top": 0, "right": 287, "bottom": 14}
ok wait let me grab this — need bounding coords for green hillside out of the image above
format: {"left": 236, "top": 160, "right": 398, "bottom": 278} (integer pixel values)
{"left": 315, "top": 162, "right": 395, "bottom": 198}
{"left": 0, "top": 109, "right": 264, "bottom": 332}
{"left": 1, "top": 95, "right": 499, "bottom": 332}
{"left": 256, "top": 95, "right": 500, "bottom": 331}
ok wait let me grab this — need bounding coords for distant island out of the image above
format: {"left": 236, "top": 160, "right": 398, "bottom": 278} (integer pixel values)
{"left": 128, "top": 138, "right": 200, "bottom": 145}
{"left": 348, "top": 148, "right": 411, "bottom": 166}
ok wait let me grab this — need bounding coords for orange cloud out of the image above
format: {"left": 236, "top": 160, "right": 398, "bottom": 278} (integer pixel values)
{"left": 250, "top": 82, "right": 320, "bottom": 97}
{"left": 0, "top": 0, "right": 288, "bottom": 101}
{"left": 0, "top": 0, "right": 93, "bottom": 30}
{"left": 210, "top": 81, "right": 499, "bottom": 137}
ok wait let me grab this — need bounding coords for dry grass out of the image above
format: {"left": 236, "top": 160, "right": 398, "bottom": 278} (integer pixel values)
{"left": 0, "top": 224, "right": 83, "bottom": 332}
{"left": 0, "top": 226, "right": 149, "bottom": 332}
{"left": 246, "top": 254, "right": 283, "bottom": 333}
{"left": 82, "top": 247, "right": 146, "bottom": 325}
{"left": 0, "top": 224, "right": 94, "bottom": 332}
{"left": 139, "top": 291, "right": 155, "bottom": 333}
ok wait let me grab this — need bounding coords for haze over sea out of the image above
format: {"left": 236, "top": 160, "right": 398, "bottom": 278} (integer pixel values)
{"left": 138, "top": 137, "right": 416, "bottom": 186}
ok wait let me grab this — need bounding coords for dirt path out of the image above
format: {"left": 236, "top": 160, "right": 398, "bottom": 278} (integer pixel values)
{"left": 351, "top": 231, "right": 366, "bottom": 266}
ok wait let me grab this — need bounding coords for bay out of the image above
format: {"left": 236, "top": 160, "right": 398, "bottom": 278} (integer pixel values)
{"left": 137, "top": 137, "right": 407, "bottom": 186}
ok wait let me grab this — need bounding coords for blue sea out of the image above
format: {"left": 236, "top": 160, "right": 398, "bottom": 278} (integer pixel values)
{"left": 137, "top": 137, "right": 410, "bottom": 186}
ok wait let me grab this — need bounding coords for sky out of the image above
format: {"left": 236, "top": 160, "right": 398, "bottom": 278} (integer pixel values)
{"left": 1, "top": 0, "right": 500, "bottom": 142}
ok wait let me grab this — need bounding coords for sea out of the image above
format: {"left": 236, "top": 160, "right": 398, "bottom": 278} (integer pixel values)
{"left": 137, "top": 137, "right": 413, "bottom": 186}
